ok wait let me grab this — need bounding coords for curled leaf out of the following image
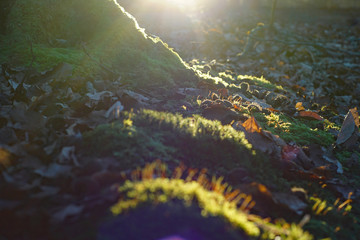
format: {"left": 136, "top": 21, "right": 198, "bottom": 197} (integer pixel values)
{"left": 0, "top": 147, "right": 13, "bottom": 169}
{"left": 242, "top": 116, "right": 261, "bottom": 133}
{"left": 336, "top": 107, "right": 359, "bottom": 146}
{"left": 217, "top": 88, "right": 229, "bottom": 98}
{"left": 105, "top": 101, "right": 124, "bottom": 119}
{"left": 266, "top": 107, "right": 280, "bottom": 113}
{"left": 295, "top": 102, "right": 305, "bottom": 111}
{"left": 298, "top": 111, "right": 323, "bottom": 121}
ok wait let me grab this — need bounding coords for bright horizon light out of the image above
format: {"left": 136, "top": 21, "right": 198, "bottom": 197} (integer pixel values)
{"left": 165, "top": 0, "right": 198, "bottom": 8}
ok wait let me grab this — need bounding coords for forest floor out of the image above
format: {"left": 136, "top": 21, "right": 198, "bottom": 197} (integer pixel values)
{"left": 1, "top": 4, "right": 360, "bottom": 240}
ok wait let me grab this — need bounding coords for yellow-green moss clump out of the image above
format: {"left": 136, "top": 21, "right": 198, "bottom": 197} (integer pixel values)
{"left": 83, "top": 109, "right": 259, "bottom": 173}
{"left": 254, "top": 112, "right": 335, "bottom": 146}
{"left": 110, "top": 162, "right": 313, "bottom": 240}
{"left": 1, "top": 0, "right": 197, "bottom": 89}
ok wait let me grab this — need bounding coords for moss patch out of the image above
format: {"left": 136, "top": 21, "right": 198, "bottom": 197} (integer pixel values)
{"left": 303, "top": 195, "right": 360, "bottom": 240}
{"left": 1, "top": 0, "right": 198, "bottom": 89}
{"left": 82, "top": 110, "right": 285, "bottom": 185}
{"left": 254, "top": 112, "right": 335, "bottom": 146}
{"left": 109, "top": 162, "right": 313, "bottom": 240}
{"left": 237, "top": 75, "right": 284, "bottom": 91}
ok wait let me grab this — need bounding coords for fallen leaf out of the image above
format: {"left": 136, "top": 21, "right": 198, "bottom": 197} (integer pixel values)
{"left": 261, "top": 130, "right": 286, "bottom": 148}
{"left": 298, "top": 111, "right": 324, "bottom": 121}
{"left": 272, "top": 192, "right": 308, "bottom": 215}
{"left": 284, "top": 169, "right": 325, "bottom": 181}
{"left": 233, "top": 104, "right": 242, "bottom": 111}
{"left": 242, "top": 116, "right": 261, "bottom": 133}
{"left": 282, "top": 145, "right": 313, "bottom": 170}
{"left": 0, "top": 147, "right": 14, "bottom": 168}
{"left": 323, "top": 155, "right": 343, "bottom": 174}
{"left": 86, "top": 91, "right": 113, "bottom": 101}
{"left": 266, "top": 107, "right": 280, "bottom": 113}
{"left": 10, "top": 102, "right": 47, "bottom": 131}
{"left": 217, "top": 88, "right": 229, "bottom": 98}
{"left": 52, "top": 204, "right": 84, "bottom": 222}
{"left": 105, "top": 101, "right": 124, "bottom": 119}
{"left": 32, "top": 186, "right": 60, "bottom": 198}
{"left": 124, "top": 90, "right": 149, "bottom": 103}
{"left": 282, "top": 145, "right": 300, "bottom": 162}
{"left": 58, "top": 146, "right": 79, "bottom": 166}
{"left": 234, "top": 121, "right": 283, "bottom": 159}
{"left": 292, "top": 85, "right": 306, "bottom": 92}
{"left": 34, "top": 163, "right": 72, "bottom": 178}
{"left": 295, "top": 102, "right": 306, "bottom": 111}
{"left": 336, "top": 107, "right": 359, "bottom": 146}
{"left": 327, "top": 179, "right": 354, "bottom": 199}
{"left": 306, "top": 144, "right": 343, "bottom": 174}
{"left": 202, "top": 104, "right": 239, "bottom": 125}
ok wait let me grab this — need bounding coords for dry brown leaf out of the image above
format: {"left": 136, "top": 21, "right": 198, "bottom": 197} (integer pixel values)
{"left": 242, "top": 116, "right": 261, "bottom": 133}
{"left": 295, "top": 102, "right": 305, "bottom": 111}
{"left": 217, "top": 88, "right": 229, "bottom": 98}
{"left": 298, "top": 111, "right": 323, "bottom": 121}
{"left": 351, "top": 107, "right": 360, "bottom": 127}
{"left": 292, "top": 85, "right": 306, "bottom": 92}
{"left": 0, "top": 147, "right": 13, "bottom": 168}
{"left": 234, "top": 120, "right": 283, "bottom": 159}
{"left": 233, "top": 104, "right": 242, "bottom": 111}
{"left": 266, "top": 107, "right": 280, "bottom": 113}
{"left": 203, "top": 105, "right": 238, "bottom": 125}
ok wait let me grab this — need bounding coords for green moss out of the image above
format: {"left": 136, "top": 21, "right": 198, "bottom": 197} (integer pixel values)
{"left": 82, "top": 110, "right": 286, "bottom": 186}
{"left": 83, "top": 117, "right": 175, "bottom": 169}
{"left": 219, "top": 72, "right": 235, "bottom": 81}
{"left": 0, "top": 38, "right": 90, "bottom": 72}
{"left": 335, "top": 151, "right": 353, "bottom": 163}
{"left": 304, "top": 219, "right": 335, "bottom": 239}
{"left": 83, "top": 110, "right": 253, "bottom": 167}
{"left": 1, "top": 0, "right": 198, "bottom": 88}
{"left": 237, "top": 75, "right": 284, "bottom": 91}
{"left": 138, "top": 109, "right": 252, "bottom": 149}
{"left": 303, "top": 196, "right": 360, "bottom": 240}
{"left": 323, "top": 119, "right": 341, "bottom": 132}
{"left": 254, "top": 112, "right": 335, "bottom": 146}
{"left": 110, "top": 162, "right": 313, "bottom": 240}
{"left": 101, "top": 201, "right": 243, "bottom": 240}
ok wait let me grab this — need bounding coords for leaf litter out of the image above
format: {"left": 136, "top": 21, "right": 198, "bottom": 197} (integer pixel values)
{"left": 1, "top": 3, "right": 360, "bottom": 240}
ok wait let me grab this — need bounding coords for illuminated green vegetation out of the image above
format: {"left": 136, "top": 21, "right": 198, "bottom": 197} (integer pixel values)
{"left": 83, "top": 110, "right": 286, "bottom": 185}
{"left": 83, "top": 113, "right": 176, "bottom": 169}
{"left": 84, "top": 110, "right": 252, "bottom": 167}
{"left": 0, "top": 39, "right": 88, "bottom": 71}
{"left": 0, "top": 0, "right": 197, "bottom": 89}
{"left": 237, "top": 75, "right": 284, "bottom": 91}
{"left": 303, "top": 195, "right": 359, "bottom": 240}
{"left": 254, "top": 112, "right": 335, "bottom": 146}
{"left": 110, "top": 162, "right": 313, "bottom": 240}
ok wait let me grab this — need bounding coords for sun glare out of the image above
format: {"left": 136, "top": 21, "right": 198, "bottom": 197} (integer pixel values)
{"left": 165, "top": 0, "right": 198, "bottom": 8}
